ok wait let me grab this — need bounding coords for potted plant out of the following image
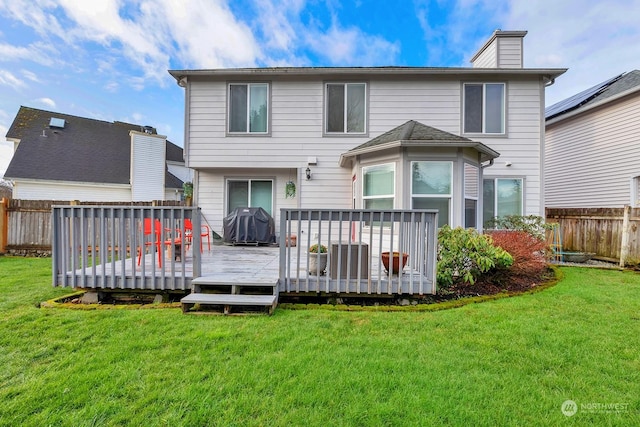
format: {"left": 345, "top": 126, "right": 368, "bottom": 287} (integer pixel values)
{"left": 381, "top": 251, "right": 408, "bottom": 274}
{"left": 183, "top": 181, "right": 193, "bottom": 206}
{"left": 308, "top": 243, "right": 328, "bottom": 275}
{"left": 285, "top": 181, "right": 296, "bottom": 198}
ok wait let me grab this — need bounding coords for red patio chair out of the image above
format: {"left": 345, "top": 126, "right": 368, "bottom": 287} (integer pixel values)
{"left": 137, "top": 218, "right": 182, "bottom": 267}
{"left": 184, "top": 219, "right": 211, "bottom": 252}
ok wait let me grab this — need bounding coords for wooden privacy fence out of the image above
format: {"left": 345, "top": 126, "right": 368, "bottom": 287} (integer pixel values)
{"left": 2, "top": 199, "right": 182, "bottom": 255}
{"left": 546, "top": 207, "right": 640, "bottom": 263}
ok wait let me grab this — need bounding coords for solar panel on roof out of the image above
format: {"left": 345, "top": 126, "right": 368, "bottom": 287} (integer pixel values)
{"left": 545, "top": 73, "right": 624, "bottom": 119}
{"left": 49, "top": 117, "right": 65, "bottom": 128}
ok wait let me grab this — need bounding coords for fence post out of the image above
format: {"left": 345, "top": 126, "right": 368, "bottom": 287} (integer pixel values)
{"left": 0, "top": 198, "right": 7, "bottom": 253}
{"left": 620, "top": 204, "right": 631, "bottom": 267}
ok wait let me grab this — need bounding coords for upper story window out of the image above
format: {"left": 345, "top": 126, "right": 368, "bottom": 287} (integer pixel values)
{"left": 228, "top": 83, "right": 269, "bottom": 134}
{"left": 325, "top": 83, "right": 366, "bottom": 134}
{"left": 463, "top": 83, "right": 505, "bottom": 134}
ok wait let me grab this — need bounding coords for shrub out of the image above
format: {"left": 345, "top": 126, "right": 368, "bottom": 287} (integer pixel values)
{"left": 485, "top": 215, "right": 552, "bottom": 241}
{"left": 437, "top": 226, "right": 513, "bottom": 290}
{"left": 309, "top": 244, "right": 327, "bottom": 253}
{"left": 486, "top": 230, "right": 548, "bottom": 285}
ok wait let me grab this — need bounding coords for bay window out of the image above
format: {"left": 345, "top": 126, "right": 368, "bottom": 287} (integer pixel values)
{"left": 412, "top": 161, "right": 452, "bottom": 228}
{"left": 363, "top": 163, "right": 394, "bottom": 209}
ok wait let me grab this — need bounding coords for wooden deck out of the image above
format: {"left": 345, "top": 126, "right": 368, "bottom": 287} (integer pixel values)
{"left": 64, "top": 244, "right": 281, "bottom": 290}
{"left": 53, "top": 207, "right": 438, "bottom": 296}
{"left": 64, "top": 243, "right": 433, "bottom": 295}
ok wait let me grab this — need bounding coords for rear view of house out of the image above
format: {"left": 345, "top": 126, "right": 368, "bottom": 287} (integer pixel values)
{"left": 4, "top": 106, "right": 189, "bottom": 202}
{"left": 170, "top": 30, "right": 565, "bottom": 237}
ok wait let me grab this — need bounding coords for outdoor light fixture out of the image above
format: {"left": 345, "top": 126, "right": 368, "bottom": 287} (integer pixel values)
{"left": 305, "top": 167, "right": 311, "bottom": 180}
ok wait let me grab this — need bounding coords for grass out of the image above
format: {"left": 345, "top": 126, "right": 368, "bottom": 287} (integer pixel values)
{"left": 0, "top": 257, "right": 639, "bottom": 426}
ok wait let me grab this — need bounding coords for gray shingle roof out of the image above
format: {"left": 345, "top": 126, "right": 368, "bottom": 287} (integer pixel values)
{"left": 4, "top": 106, "right": 183, "bottom": 188}
{"left": 340, "top": 120, "right": 499, "bottom": 165}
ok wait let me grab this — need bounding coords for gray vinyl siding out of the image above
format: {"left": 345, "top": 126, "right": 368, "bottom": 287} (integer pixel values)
{"left": 187, "top": 74, "right": 544, "bottom": 221}
{"left": 472, "top": 40, "right": 497, "bottom": 68}
{"left": 545, "top": 94, "right": 640, "bottom": 208}
{"left": 13, "top": 180, "right": 132, "bottom": 201}
{"left": 475, "top": 79, "right": 544, "bottom": 215}
{"left": 197, "top": 168, "right": 301, "bottom": 236}
{"left": 498, "top": 38, "right": 523, "bottom": 68}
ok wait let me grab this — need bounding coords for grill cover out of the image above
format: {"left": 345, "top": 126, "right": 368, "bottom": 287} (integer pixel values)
{"left": 223, "top": 207, "right": 275, "bottom": 244}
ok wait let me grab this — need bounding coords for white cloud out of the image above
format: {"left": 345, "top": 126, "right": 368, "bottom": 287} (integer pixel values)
{"left": 104, "top": 81, "right": 119, "bottom": 92}
{"left": 0, "top": 69, "right": 26, "bottom": 88}
{"left": 0, "top": 0, "right": 261, "bottom": 83}
{"left": 152, "top": 0, "right": 260, "bottom": 69}
{"left": 306, "top": 24, "right": 400, "bottom": 66}
{"left": 35, "top": 97, "right": 55, "bottom": 108}
{"left": 131, "top": 112, "right": 144, "bottom": 123}
{"left": 502, "top": 0, "right": 640, "bottom": 105}
{"left": 0, "top": 41, "right": 56, "bottom": 66}
{"left": 21, "top": 69, "right": 40, "bottom": 82}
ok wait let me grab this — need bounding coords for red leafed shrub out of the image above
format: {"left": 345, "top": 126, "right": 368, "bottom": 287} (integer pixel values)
{"left": 486, "top": 230, "right": 548, "bottom": 286}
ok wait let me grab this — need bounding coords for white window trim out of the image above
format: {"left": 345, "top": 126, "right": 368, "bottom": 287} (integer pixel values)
{"left": 362, "top": 162, "right": 395, "bottom": 209}
{"left": 226, "top": 178, "right": 274, "bottom": 215}
{"left": 464, "top": 163, "right": 480, "bottom": 228}
{"left": 324, "top": 82, "right": 368, "bottom": 135}
{"left": 630, "top": 176, "right": 640, "bottom": 206}
{"left": 410, "top": 161, "right": 453, "bottom": 226}
{"left": 485, "top": 177, "right": 524, "bottom": 219}
{"left": 227, "top": 82, "right": 270, "bottom": 135}
{"left": 462, "top": 82, "right": 506, "bottom": 135}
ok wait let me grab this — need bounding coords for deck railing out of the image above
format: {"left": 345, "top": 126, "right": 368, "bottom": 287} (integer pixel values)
{"left": 279, "top": 209, "right": 438, "bottom": 295}
{"left": 52, "top": 206, "right": 201, "bottom": 290}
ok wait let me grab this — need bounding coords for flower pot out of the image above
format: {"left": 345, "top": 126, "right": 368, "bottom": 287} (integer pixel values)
{"left": 285, "top": 234, "right": 297, "bottom": 247}
{"left": 381, "top": 251, "right": 408, "bottom": 274}
{"left": 308, "top": 252, "right": 328, "bottom": 276}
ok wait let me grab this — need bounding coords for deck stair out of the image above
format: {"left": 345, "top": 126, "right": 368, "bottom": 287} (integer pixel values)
{"left": 181, "top": 277, "right": 278, "bottom": 315}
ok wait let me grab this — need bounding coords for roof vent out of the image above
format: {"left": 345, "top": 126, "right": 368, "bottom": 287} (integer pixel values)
{"left": 143, "top": 125, "right": 157, "bottom": 134}
{"left": 49, "top": 117, "right": 65, "bottom": 128}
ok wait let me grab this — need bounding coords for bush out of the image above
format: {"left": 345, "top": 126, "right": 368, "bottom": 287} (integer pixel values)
{"left": 485, "top": 215, "right": 552, "bottom": 241}
{"left": 437, "top": 226, "right": 513, "bottom": 290}
{"left": 486, "top": 230, "right": 548, "bottom": 285}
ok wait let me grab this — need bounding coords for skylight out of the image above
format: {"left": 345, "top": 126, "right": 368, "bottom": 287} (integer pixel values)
{"left": 49, "top": 117, "right": 65, "bottom": 128}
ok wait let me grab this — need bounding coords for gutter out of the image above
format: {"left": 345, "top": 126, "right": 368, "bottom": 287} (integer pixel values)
{"left": 169, "top": 67, "right": 568, "bottom": 81}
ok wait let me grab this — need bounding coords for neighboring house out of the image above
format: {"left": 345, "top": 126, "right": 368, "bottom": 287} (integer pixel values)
{"left": 169, "top": 30, "right": 565, "bottom": 236}
{"left": 4, "top": 106, "right": 190, "bottom": 202}
{"left": 545, "top": 70, "right": 640, "bottom": 208}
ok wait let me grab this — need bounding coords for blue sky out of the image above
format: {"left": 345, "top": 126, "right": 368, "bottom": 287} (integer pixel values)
{"left": 1, "top": 0, "right": 639, "bottom": 177}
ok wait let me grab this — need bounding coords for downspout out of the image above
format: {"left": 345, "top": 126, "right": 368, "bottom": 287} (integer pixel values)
{"left": 481, "top": 158, "right": 494, "bottom": 169}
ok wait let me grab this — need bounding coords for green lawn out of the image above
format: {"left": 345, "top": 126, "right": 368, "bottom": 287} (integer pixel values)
{"left": 0, "top": 257, "right": 639, "bottom": 426}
